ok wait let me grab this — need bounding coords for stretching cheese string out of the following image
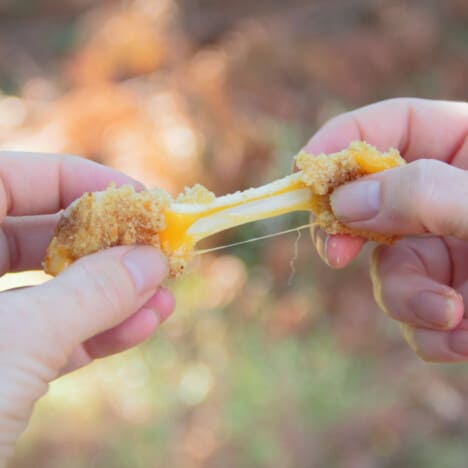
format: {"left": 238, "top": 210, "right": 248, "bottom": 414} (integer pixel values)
{"left": 194, "top": 222, "right": 316, "bottom": 255}
{"left": 288, "top": 228, "right": 302, "bottom": 286}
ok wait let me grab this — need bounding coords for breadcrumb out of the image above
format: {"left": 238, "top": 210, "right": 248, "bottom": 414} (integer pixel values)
{"left": 43, "top": 184, "right": 179, "bottom": 275}
{"left": 295, "top": 141, "right": 405, "bottom": 243}
{"left": 43, "top": 141, "right": 406, "bottom": 279}
{"left": 176, "top": 184, "right": 216, "bottom": 204}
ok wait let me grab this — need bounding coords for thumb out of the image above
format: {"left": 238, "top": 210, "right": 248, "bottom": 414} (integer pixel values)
{"left": 3, "top": 245, "right": 168, "bottom": 359}
{"left": 330, "top": 159, "right": 468, "bottom": 239}
{"left": 0, "top": 246, "right": 167, "bottom": 464}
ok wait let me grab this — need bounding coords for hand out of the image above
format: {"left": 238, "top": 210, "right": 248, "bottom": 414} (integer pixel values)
{"left": 0, "top": 153, "right": 175, "bottom": 465}
{"left": 306, "top": 98, "right": 468, "bottom": 362}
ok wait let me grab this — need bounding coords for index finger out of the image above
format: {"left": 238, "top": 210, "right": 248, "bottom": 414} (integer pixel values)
{"left": 305, "top": 98, "right": 468, "bottom": 164}
{"left": 305, "top": 98, "right": 468, "bottom": 268}
{"left": 0, "top": 152, "right": 144, "bottom": 220}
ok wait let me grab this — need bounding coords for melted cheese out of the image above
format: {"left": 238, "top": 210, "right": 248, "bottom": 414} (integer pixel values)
{"left": 158, "top": 144, "right": 403, "bottom": 258}
{"left": 352, "top": 148, "right": 402, "bottom": 173}
{"left": 43, "top": 140, "right": 406, "bottom": 278}
{"left": 158, "top": 177, "right": 309, "bottom": 257}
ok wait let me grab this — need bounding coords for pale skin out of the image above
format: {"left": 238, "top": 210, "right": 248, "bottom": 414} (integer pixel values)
{"left": 308, "top": 98, "right": 468, "bottom": 363}
{"left": 0, "top": 155, "right": 175, "bottom": 465}
{"left": 1, "top": 98, "right": 467, "bottom": 464}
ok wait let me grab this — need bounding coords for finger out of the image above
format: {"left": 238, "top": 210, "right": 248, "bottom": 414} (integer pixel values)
{"left": 304, "top": 98, "right": 468, "bottom": 265}
{"left": 61, "top": 287, "right": 175, "bottom": 374}
{"left": 83, "top": 287, "right": 175, "bottom": 359}
{"left": 65, "top": 308, "right": 159, "bottom": 373}
{"left": 326, "top": 234, "right": 364, "bottom": 268}
{"left": 311, "top": 224, "right": 364, "bottom": 268}
{"left": 402, "top": 320, "right": 468, "bottom": 363}
{"left": 0, "top": 214, "right": 58, "bottom": 274}
{"left": 305, "top": 98, "right": 468, "bottom": 164}
{"left": 331, "top": 159, "right": 468, "bottom": 239}
{"left": 371, "top": 238, "right": 464, "bottom": 330}
{"left": 1, "top": 245, "right": 168, "bottom": 363}
{"left": 0, "top": 152, "right": 144, "bottom": 221}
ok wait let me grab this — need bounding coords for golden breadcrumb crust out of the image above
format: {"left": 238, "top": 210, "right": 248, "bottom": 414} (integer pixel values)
{"left": 43, "top": 141, "right": 406, "bottom": 279}
{"left": 296, "top": 141, "right": 405, "bottom": 243}
{"left": 44, "top": 183, "right": 221, "bottom": 278}
{"left": 43, "top": 184, "right": 181, "bottom": 275}
{"left": 176, "top": 183, "right": 216, "bottom": 203}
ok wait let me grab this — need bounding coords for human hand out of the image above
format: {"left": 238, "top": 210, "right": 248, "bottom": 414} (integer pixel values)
{"left": 0, "top": 153, "right": 175, "bottom": 465}
{"left": 306, "top": 98, "right": 468, "bottom": 362}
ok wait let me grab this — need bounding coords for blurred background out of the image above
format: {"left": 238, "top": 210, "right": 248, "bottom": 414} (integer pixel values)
{"left": 0, "top": 0, "right": 467, "bottom": 466}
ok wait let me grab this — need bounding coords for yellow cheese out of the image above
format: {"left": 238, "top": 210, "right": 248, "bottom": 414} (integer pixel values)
{"left": 43, "top": 140, "right": 406, "bottom": 278}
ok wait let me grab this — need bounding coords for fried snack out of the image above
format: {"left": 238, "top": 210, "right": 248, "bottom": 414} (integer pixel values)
{"left": 295, "top": 140, "right": 405, "bottom": 243}
{"left": 43, "top": 141, "right": 405, "bottom": 278}
{"left": 43, "top": 184, "right": 173, "bottom": 273}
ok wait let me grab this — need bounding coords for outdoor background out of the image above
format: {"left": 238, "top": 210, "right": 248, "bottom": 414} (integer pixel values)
{"left": 0, "top": 0, "right": 467, "bottom": 467}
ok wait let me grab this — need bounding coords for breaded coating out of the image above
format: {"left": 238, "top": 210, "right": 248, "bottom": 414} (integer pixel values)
{"left": 176, "top": 183, "right": 216, "bottom": 203}
{"left": 43, "top": 184, "right": 177, "bottom": 275}
{"left": 43, "top": 141, "right": 406, "bottom": 279}
{"left": 295, "top": 141, "right": 405, "bottom": 243}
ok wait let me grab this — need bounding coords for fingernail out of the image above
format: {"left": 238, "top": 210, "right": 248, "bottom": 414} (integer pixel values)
{"left": 330, "top": 180, "right": 380, "bottom": 222}
{"left": 123, "top": 247, "right": 168, "bottom": 295}
{"left": 411, "top": 290, "right": 459, "bottom": 329}
{"left": 139, "top": 307, "right": 160, "bottom": 327}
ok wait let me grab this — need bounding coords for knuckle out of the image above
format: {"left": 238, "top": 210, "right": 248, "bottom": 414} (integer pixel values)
{"left": 409, "top": 159, "right": 440, "bottom": 204}
{"left": 409, "top": 159, "right": 466, "bottom": 236}
{"left": 406, "top": 159, "right": 444, "bottom": 232}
